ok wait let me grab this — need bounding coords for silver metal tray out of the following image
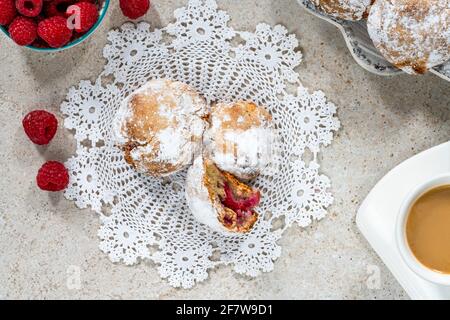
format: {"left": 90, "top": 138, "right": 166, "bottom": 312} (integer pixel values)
{"left": 298, "top": 0, "right": 450, "bottom": 81}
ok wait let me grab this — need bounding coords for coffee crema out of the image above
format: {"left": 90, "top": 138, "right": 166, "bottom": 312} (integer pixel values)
{"left": 406, "top": 185, "right": 450, "bottom": 274}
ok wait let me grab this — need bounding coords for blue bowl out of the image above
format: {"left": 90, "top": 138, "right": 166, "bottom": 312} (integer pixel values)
{"left": 0, "top": 0, "right": 110, "bottom": 52}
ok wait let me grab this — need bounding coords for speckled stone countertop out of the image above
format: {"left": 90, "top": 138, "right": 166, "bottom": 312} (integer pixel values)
{"left": 1, "top": 0, "right": 449, "bottom": 300}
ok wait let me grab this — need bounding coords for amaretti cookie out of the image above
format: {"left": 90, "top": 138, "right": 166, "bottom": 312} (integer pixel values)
{"left": 204, "top": 101, "right": 275, "bottom": 180}
{"left": 313, "top": 0, "right": 373, "bottom": 21}
{"left": 185, "top": 156, "right": 261, "bottom": 234}
{"left": 114, "top": 79, "right": 208, "bottom": 177}
{"left": 367, "top": 0, "right": 450, "bottom": 74}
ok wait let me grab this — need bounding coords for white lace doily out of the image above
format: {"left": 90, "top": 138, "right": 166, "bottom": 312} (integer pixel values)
{"left": 61, "top": 0, "right": 340, "bottom": 288}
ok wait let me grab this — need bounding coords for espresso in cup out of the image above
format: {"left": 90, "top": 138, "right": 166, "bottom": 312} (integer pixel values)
{"left": 406, "top": 185, "right": 450, "bottom": 274}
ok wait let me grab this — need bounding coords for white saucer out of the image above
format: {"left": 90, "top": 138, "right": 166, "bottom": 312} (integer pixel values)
{"left": 357, "top": 142, "right": 450, "bottom": 300}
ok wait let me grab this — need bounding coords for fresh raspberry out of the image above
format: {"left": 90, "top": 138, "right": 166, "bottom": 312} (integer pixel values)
{"left": 120, "top": 0, "right": 150, "bottom": 19}
{"left": 38, "top": 16, "right": 72, "bottom": 48}
{"left": 8, "top": 16, "right": 37, "bottom": 46}
{"left": 36, "top": 161, "right": 69, "bottom": 192}
{"left": 0, "top": 0, "right": 16, "bottom": 26}
{"left": 22, "top": 110, "right": 58, "bottom": 145}
{"left": 44, "top": 0, "right": 74, "bottom": 17}
{"left": 66, "top": 1, "right": 98, "bottom": 33}
{"left": 15, "top": 0, "right": 43, "bottom": 17}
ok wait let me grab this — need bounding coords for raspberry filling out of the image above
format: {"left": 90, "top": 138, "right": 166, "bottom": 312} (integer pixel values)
{"left": 222, "top": 183, "right": 260, "bottom": 212}
{"left": 203, "top": 159, "right": 260, "bottom": 232}
{"left": 220, "top": 183, "right": 260, "bottom": 227}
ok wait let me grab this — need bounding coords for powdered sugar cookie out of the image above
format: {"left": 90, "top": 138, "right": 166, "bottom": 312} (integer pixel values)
{"left": 204, "top": 101, "right": 275, "bottom": 180}
{"left": 114, "top": 79, "right": 208, "bottom": 177}
{"left": 368, "top": 0, "right": 450, "bottom": 74}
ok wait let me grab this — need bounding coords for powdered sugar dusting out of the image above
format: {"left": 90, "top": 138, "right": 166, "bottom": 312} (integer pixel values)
{"left": 158, "top": 128, "right": 186, "bottom": 160}
{"left": 213, "top": 128, "right": 275, "bottom": 178}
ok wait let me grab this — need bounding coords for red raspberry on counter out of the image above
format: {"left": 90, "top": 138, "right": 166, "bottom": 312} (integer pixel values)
{"left": 15, "top": 0, "right": 43, "bottom": 17}
{"left": 36, "top": 161, "right": 70, "bottom": 192}
{"left": 22, "top": 110, "right": 58, "bottom": 145}
{"left": 8, "top": 16, "right": 37, "bottom": 45}
{"left": 120, "top": 0, "right": 150, "bottom": 20}
{"left": 0, "top": 0, "right": 17, "bottom": 26}
{"left": 66, "top": 1, "right": 98, "bottom": 33}
{"left": 37, "top": 16, "right": 72, "bottom": 48}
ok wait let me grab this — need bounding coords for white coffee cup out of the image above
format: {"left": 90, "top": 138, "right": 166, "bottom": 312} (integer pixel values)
{"left": 396, "top": 173, "right": 450, "bottom": 286}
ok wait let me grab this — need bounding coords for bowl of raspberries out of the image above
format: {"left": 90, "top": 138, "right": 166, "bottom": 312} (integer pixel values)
{"left": 0, "top": 0, "right": 110, "bottom": 51}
